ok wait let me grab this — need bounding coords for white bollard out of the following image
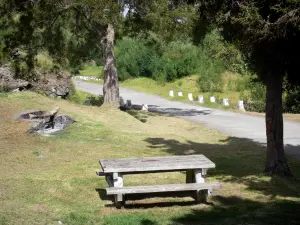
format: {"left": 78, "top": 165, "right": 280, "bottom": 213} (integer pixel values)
{"left": 141, "top": 104, "right": 148, "bottom": 111}
{"left": 238, "top": 100, "right": 246, "bottom": 112}
{"left": 210, "top": 96, "right": 216, "bottom": 103}
{"left": 198, "top": 95, "right": 204, "bottom": 104}
{"left": 188, "top": 93, "right": 193, "bottom": 101}
{"left": 178, "top": 92, "right": 183, "bottom": 97}
{"left": 169, "top": 90, "right": 174, "bottom": 97}
{"left": 223, "top": 98, "right": 229, "bottom": 106}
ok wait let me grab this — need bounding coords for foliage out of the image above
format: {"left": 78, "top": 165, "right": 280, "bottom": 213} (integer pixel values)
{"left": 79, "top": 65, "right": 104, "bottom": 77}
{"left": 285, "top": 86, "right": 300, "bottom": 114}
{"left": 241, "top": 80, "right": 266, "bottom": 113}
{"left": 68, "top": 89, "right": 104, "bottom": 106}
{"left": 115, "top": 37, "right": 159, "bottom": 81}
{"left": 197, "top": 0, "right": 300, "bottom": 83}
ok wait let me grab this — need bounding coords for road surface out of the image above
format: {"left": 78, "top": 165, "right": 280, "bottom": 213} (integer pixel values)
{"left": 74, "top": 80, "right": 300, "bottom": 159}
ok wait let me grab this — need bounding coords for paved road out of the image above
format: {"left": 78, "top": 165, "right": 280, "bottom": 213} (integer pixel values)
{"left": 74, "top": 80, "right": 300, "bottom": 159}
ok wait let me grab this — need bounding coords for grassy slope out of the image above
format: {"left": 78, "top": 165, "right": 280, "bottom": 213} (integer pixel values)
{"left": 121, "top": 76, "right": 300, "bottom": 122}
{"left": 121, "top": 76, "right": 240, "bottom": 109}
{"left": 1, "top": 92, "right": 300, "bottom": 225}
{"left": 79, "top": 66, "right": 104, "bottom": 77}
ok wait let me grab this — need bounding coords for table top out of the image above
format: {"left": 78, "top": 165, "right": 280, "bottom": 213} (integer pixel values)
{"left": 99, "top": 155, "right": 215, "bottom": 173}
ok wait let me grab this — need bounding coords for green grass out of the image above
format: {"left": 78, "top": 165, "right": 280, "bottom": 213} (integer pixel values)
{"left": 79, "top": 65, "right": 104, "bottom": 77}
{"left": 1, "top": 92, "right": 300, "bottom": 225}
{"left": 120, "top": 76, "right": 240, "bottom": 110}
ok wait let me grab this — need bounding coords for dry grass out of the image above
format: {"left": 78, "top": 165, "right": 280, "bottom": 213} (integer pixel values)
{"left": 0, "top": 92, "right": 300, "bottom": 225}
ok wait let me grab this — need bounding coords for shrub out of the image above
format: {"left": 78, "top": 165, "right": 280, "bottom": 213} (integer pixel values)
{"left": 116, "top": 37, "right": 160, "bottom": 81}
{"left": 240, "top": 79, "right": 266, "bottom": 112}
{"left": 284, "top": 86, "right": 300, "bottom": 113}
{"left": 36, "top": 54, "right": 54, "bottom": 72}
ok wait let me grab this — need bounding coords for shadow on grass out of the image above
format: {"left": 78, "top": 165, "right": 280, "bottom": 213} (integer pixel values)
{"left": 172, "top": 195, "right": 300, "bottom": 225}
{"left": 96, "top": 136, "right": 300, "bottom": 224}
{"left": 143, "top": 136, "right": 300, "bottom": 199}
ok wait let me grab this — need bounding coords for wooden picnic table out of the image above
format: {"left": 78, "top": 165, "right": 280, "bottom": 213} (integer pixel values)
{"left": 97, "top": 155, "right": 220, "bottom": 208}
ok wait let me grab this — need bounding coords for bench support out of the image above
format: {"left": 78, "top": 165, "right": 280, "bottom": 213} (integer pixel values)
{"left": 194, "top": 169, "right": 208, "bottom": 203}
{"left": 113, "top": 172, "right": 124, "bottom": 208}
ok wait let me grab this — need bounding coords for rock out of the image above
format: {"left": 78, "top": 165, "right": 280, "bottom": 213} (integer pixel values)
{"left": 0, "top": 66, "right": 31, "bottom": 91}
{"left": 141, "top": 104, "right": 148, "bottom": 111}
{"left": 210, "top": 96, "right": 216, "bottom": 103}
{"left": 15, "top": 110, "right": 75, "bottom": 135}
{"left": 198, "top": 95, "right": 204, "bottom": 104}
{"left": 53, "top": 115, "right": 76, "bottom": 129}
{"left": 34, "top": 71, "right": 72, "bottom": 99}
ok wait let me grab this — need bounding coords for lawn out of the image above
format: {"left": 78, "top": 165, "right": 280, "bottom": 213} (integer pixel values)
{"left": 121, "top": 76, "right": 241, "bottom": 109}
{"left": 0, "top": 92, "right": 300, "bottom": 225}
{"left": 79, "top": 65, "right": 104, "bottom": 77}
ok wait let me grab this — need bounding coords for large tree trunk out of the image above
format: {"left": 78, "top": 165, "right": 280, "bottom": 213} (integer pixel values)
{"left": 265, "top": 75, "right": 292, "bottom": 176}
{"left": 103, "top": 24, "right": 120, "bottom": 107}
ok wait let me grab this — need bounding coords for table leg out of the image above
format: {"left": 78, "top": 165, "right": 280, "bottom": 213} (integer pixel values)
{"left": 113, "top": 172, "right": 124, "bottom": 209}
{"left": 194, "top": 169, "right": 208, "bottom": 203}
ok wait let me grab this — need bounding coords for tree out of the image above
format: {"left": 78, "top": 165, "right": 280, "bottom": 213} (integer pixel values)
{"left": 40, "top": 0, "right": 122, "bottom": 106}
{"left": 196, "top": 0, "right": 300, "bottom": 176}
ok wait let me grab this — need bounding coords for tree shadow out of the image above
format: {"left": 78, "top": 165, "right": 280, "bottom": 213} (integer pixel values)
{"left": 172, "top": 195, "right": 300, "bottom": 225}
{"left": 144, "top": 137, "right": 300, "bottom": 199}
{"left": 148, "top": 107, "right": 212, "bottom": 116}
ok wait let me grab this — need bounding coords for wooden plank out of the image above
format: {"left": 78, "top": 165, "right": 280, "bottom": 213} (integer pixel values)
{"left": 96, "top": 170, "right": 105, "bottom": 176}
{"left": 101, "top": 155, "right": 208, "bottom": 166}
{"left": 100, "top": 155, "right": 215, "bottom": 173}
{"left": 106, "top": 182, "right": 220, "bottom": 195}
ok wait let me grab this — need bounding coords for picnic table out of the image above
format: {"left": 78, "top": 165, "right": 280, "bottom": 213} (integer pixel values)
{"left": 96, "top": 154, "right": 220, "bottom": 208}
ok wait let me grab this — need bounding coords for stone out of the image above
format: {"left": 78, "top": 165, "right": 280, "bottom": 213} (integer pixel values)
{"left": 0, "top": 66, "right": 31, "bottom": 91}
{"left": 127, "top": 100, "right": 132, "bottom": 109}
{"left": 53, "top": 115, "right": 76, "bottom": 130}
{"left": 188, "top": 93, "right": 193, "bottom": 101}
{"left": 178, "top": 92, "right": 183, "bottom": 97}
{"left": 223, "top": 98, "right": 229, "bottom": 106}
{"left": 238, "top": 100, "right": 246, "bottom": 112}
{"left": 198, "top": 95, "right": 204, "bottom": 104}
{"left": 210, "top": 96, "right": 216, "bottom": 103}
{"left": 169, "top": 90, "right": 174, "bottom": 97}
{"left": 141, "top": 104, "right": 148, "bottom": 111}
{"left": 15, "top": 110, "right": 75, "bottom": 135}
{"left": 36, "top": 71, "right": 72, "bottom": 99}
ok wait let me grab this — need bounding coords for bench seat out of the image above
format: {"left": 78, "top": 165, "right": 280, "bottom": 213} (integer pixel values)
{"left": 106, "top": 182, "right": 220, "bottom": 195}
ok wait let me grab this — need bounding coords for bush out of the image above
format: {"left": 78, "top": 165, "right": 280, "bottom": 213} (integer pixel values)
{"left": 36, "top": 54, "right": 54, "bottom": 72}
{"left": 198, "top": 54, "right": 225, "bottom": 92}
{"left": 116, "top": 37, "right": 202, "bottom": 82}
{"left": 83, "top": 95, "right": 104, "bottom": 107}
{"left": 240, "top": 79, "right": 266, "bottom": 112}
{"left": 284, "top": 86, "right": 300, "bottom": 113}
{"left": 116, "top": 37, "right": 160, "bottom": 81}
{"left": 68, "top": 89, "right": 104, "bottom": 107}
{"left": 161, "top": 41, "right": 201, "bottom": 81}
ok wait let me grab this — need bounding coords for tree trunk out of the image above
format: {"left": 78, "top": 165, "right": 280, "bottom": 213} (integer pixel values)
{"left": 103, "top": 24, "right": 120, "bottom": 107}
{"left": 265, "top": 75, "right": 292, "bottom": 176}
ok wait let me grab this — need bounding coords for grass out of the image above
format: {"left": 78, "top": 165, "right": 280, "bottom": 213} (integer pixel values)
{"left": 120, "top": 76, "right": 240, "bottom": 110}
{"left": 240, "top": 111, "right": 300, "bottom": 123}
{"left": 79, "top": 65, "right": 104, "bottom": 77}
{"left": 1, "top": 92, "right": 300, "bottom": 225}
{"left": 120, "top": 76, "right": 300, "bottom": 122}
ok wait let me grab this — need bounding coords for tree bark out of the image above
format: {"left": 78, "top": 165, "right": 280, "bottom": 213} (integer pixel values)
{"left": 103, "top": 24, "right": 120, "bottom": 107}
{"left": 265, "top": 75, "right": 292, "bottom": 176}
